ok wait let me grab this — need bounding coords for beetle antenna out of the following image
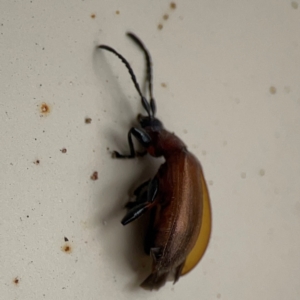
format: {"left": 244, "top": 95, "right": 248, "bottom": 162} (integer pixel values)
{"left": 127, "top": 32, "right": 156, "bottom": 117}
{"left": 98, "top": 44, "right": 152, "bottom": 117}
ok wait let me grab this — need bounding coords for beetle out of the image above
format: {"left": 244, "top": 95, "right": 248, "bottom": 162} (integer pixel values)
{"left": 98, "top": 33, "right": 211, "bottom": 290}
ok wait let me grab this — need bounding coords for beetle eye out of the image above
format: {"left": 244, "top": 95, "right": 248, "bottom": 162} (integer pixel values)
{"left": 138, "top": 115, "right": 151, "bottom": 128}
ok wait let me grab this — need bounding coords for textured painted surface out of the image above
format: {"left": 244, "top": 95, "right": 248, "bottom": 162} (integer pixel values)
{"left": 1, "top": 0, "right": 300, "bottom": 299}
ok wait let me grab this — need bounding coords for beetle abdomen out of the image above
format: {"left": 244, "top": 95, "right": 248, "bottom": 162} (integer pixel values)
{"left": 142, "top": 150, "right": 204, "bottom": 289}
{"left": 140, "top": 270, "right": 169, "bottom": 290}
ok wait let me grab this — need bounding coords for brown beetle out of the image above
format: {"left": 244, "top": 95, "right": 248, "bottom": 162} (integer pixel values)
{"left": 99, "top": 33, "right": 211, "bottom": 290}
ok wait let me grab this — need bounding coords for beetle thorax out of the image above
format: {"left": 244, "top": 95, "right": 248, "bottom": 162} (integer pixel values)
{"left": 146, "top": 128, "right": 187, "bottom": 158}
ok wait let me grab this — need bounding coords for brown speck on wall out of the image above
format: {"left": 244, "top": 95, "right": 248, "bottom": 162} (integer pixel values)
{"left": 163, "top": 14, "right": 169, "bottom": 20}
{"left": 158, "top": 24, "right": 163, "bottom": 30}
{"left": 161, "top": 83, "right": 167, "bottom": 88}
{"left": 269, "top": 86, "right": 276, "bottom": 94}
{"left": 170, "top": 2, "right": 177, "bottom": 9}
{"left": 85, "top": 117, "right": 92, "bottom": 124}
{"left": 90, "top": 171, "right": 98, "bottom": 181}
{"left": 34, "top": 159, "right": 40, "bottom": 165}
{"left": 60, "top": 148, "right": 67, "bottom": 153}
{"left": 13, "top": 277, "right": 19, "bottom": 285}
{"left": 39, "top": 102, "right": 50, "bottom": 116}
{"left": 62, "top": 243, "right": 72, "bottom": 253}
{"left": 64, "top": 236, "right": 69, "bottom": 242}
{"left": 115, "top": 10, "right": 120, "bottom": 15}
{"left": 91, "top": 14, "right": 96, "bottom": 19}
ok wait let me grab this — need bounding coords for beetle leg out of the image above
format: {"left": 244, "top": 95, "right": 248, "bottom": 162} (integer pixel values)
{"left": 134, "top": 179, "right": 151, "bottom": 196}
{"left": 174, "top": 260, "right": 185, "bottom": 283}
{"left": 146, "top": 177, "right": 159, "bottom": 203}
{"left": 150, "top": 247, "right": 163, "bottom": 261}
{"left": 121, "top": 177, "right": 159, "bottom": 225}
{"left": 121, "top": 202, "right": 149, "bottom": 225}
{"left": 144, "top": 209, "right": 156, "bottom": 255}
{"left": 125, "top": 179, "right": 151, "bottom": 209}
{"left": 136, "top": 150, "right": 148, "bottom": 157}
{"left": 125, "top": 190, "right": 147, "bottom": 209}
{"left": 126, "top": 176, "right": 158, "bottom": 208}
{"left": 114, "top": 127, "right": 151, "bottom": 159}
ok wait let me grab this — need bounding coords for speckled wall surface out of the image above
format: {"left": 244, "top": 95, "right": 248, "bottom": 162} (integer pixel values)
{"left": 1, "top": 1, "right": 300, "bottom": 299}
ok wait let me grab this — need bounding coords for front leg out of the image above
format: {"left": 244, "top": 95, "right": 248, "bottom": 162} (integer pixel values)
{"left": 114, "top": 127, "right": 151, "bottom": 159}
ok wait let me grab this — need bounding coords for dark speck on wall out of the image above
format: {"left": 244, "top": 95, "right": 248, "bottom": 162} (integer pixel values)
{"left": 85, "top": 117, "right": 92, "bottom": 124}
{"left": 170, "top": 2, "right": 177, "bottom": 9}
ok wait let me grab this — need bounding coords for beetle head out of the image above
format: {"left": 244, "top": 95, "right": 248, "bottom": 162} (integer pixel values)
{"left": 138, "top": 114, "right": 163, "bottom": 131}
{"left": 138, "top": 94, "right": 161, "bottom": 129}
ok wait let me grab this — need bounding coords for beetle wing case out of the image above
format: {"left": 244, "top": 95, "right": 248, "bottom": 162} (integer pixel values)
{"left": 140, "top": 149, "right": 205, "bottom": 290}
{"left": 181, "top": 173, "right": 212, "bottom": 275}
